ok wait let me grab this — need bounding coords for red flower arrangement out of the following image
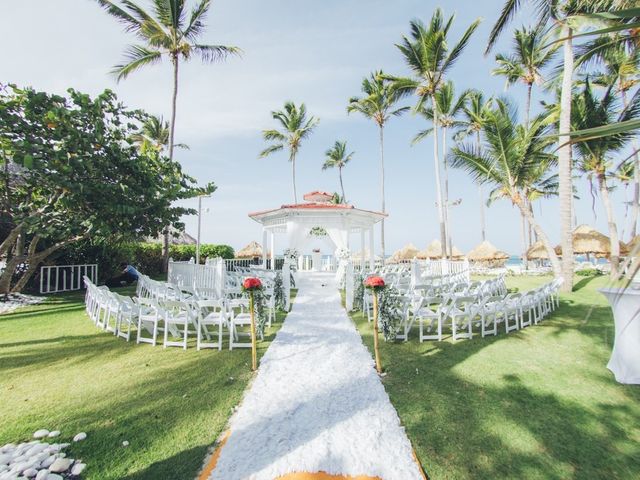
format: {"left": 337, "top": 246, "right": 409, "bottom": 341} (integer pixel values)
{"left": 242, "top": 277, "right": 263, "bottom": 291}
{"left": 364, "top": 276, "right": 386, "bottom": 291}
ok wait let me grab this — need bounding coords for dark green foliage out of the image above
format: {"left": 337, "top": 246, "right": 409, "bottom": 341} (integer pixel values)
{"left": 49, "top": 241, "right": 234, "bottom": 285}
{"left": 352, "top": 272, "right": 365, "bottom": 312}
{"left": 0, "top": 84, "right": 214, "bottom": 293}
{"left": 376, "top": 286, "right": 403, "bottom": 341}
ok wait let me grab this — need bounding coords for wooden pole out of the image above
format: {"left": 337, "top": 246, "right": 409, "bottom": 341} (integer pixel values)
{"left": 249, "top": 292, "right": 257, "bottom": 371}
{"left": 373, "top": 292, "right": 382, "bottom": 374}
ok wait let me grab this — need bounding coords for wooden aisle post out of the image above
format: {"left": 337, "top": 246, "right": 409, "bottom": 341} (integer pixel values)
{"left": 249, "top": 291, "right": 257, "bottom": 371}
{"left": 372, "top": 292, "right": 382, "bottom": 374}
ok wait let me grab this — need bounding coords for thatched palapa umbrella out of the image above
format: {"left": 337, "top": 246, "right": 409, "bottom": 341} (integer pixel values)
{"left": 526, "top": 240, "right": 549, "bottom": 260}
{"left": 555, "top": 225, "right": 629, "bottom": 257}
{"left": 467, "top": 240, "right": 509, "bottom": 266}
{"left": 236, "top": 241, "right": 263, "bottom": 259}
{"left": 388, "top": 243, "right": 419, "bottom": 264}
{"left": 417, "top": 240, "right": 465, "bottom": 260}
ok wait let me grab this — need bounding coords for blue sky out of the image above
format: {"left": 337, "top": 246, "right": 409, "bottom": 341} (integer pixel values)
{"left": 2, "top": 0, "right": 630, "bottom": 255}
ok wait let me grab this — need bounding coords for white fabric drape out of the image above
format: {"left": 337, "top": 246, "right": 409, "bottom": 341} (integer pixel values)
{"left": 286, "top": 221, "right": 311, "bottom": 252}
{"left": 325, "top": 227, "right": 349, "bottom": 252}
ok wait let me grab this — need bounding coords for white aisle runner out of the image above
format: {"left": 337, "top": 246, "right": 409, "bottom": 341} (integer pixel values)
{"left": 210, "top": 272, "right": 424, "bottom": 480}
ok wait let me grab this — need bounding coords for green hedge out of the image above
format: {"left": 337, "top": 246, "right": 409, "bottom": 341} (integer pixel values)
{"left": 50, "top": 241, "right": 234, "bottom": 283}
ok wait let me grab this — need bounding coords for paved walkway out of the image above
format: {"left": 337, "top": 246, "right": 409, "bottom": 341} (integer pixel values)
{"left": 209, "top": 272, "right": 424, "bottom": 480}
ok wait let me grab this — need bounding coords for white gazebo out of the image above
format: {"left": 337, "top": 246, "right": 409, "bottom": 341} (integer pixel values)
{"left": 248, "top": 191, "right": 386, "bottom": 270}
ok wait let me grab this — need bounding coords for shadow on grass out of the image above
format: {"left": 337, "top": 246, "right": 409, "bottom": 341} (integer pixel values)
{"left": 352, "top": 301, "right": 640, "bottom": 480}
{"left": 121, "top": 445, "right": 209, "bottom": 480}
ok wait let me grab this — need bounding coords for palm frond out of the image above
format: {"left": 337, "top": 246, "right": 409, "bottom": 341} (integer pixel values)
{"left": 442, "top": 18, "right": 482, "bottom": 74}
{"left": 411, "top": 128, "right": 434, "bottom": 145}
{"left": 112, "top": 44, "right": 163, "bottom": 81}
{"left": 95, "top": 0, "right": 143, "bottom": 35}
{"left": 193, "top": 44, "right": 242, "bottom": 63}
{"left": 259, "top": 144, "right": 284, "bottom": 158}
{"left": 486, "top": 0, "right": 523, "bottom": 54}
{"left": 184, "top": 0, "right": 211, "bottom": 41}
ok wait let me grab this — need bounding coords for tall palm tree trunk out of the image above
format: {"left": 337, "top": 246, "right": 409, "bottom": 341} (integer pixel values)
{"left": 431, "top": 95, "right": 447, "bottom": 258}
{"left": 379, "top": 125, "right": 386, "bottom": 260}
{"left": 520, "top": 209, "right": 528, "bottom": 267}
{"left": 163, "top": 55, "right": 181, "bottom": 273}
{"left": 292, "top": 154, "right": 298, "bottom": 204}
{"left": 558, "top": 27, "right": 575, "bottom": 291}
{"left": 621, "top": 89, "right": 639, "bottom": 242}
{"left": 525, "top": 82, "right": 533, "bottom": 128}
{"left": 515, "top": 197, "right": 562, "bottom": 277}
{"left": 477, "top": 132, "right": 486, "bottom": 242}
{"left": 598, "top": 175, "right": 620, "bottom": 279}
{"left": 339, "top": 166, "right": 346, "bottom": 202}
{"left": 443, "top": 127, "right": 452, "bottom": 258}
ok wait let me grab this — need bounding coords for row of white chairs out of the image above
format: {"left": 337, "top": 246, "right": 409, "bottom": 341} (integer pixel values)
{"left": 361, "top": 275, "right": 562, "bottom": 342}
{"left": 84, "top": 276, "right": 272, "bottom": 350}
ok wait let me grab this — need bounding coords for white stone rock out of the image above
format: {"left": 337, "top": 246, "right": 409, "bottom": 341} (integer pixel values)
{"left": 70, "top": 463, "right": 86, "bottom": 476}
{"left": 45, "top": 433, "right": 59, "bottom": 440}
{"left": 32, "top": 431, "right": 48, "bottom": 440}
{"left": 122, "top": 441, "right": 129, "bottom": 447}
{"left": 40, "top": 457, "right": 55, "bottom": 469}
{"left": 34, "top": 470, "right": 49, "bottom": 480}
{"left": 72, "top": 433, "right": 86, "bottom": 443}
{"left": 22, "top": 468, "right": 37, "bottom": 478}
{"left": 48, "top": 458, "right": 71, "bottom": 474}
{"left": 0, "top": 466, "right": 7, "bottom": 473}
{"left": 0, "top": 454, "right": 11, "bottom": 465}
{"left": 46, "top": 475, "right": 62, "bottom": 480}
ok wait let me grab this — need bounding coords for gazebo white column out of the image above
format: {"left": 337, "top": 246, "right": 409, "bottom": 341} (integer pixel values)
{"left": 368, "top": 227, "right": 375, "bottom": 271}
{"left": 270, "top": 230, "right": 276, "bottom": 270}
{"left": 360, "top": 229, "right": 365, "bottom": 270}
{"left": 262, "top": 228, "right": 268, "bottom": 268}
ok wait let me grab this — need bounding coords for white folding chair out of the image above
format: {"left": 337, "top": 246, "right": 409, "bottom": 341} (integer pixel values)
{"left": 135, "top": 298, "right": 161, "bottom": 346}
{"left": 197, "top": 299, "right": 227, "bottom": 351}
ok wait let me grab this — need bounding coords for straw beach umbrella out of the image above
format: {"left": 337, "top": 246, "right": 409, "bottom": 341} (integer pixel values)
{"left": 526, "top": 240, "right": 549, "bottom": 260}
{"left": 418, "top": 240, "right": 465, "bottom": 259}
{"left": 555, "top": 225, "right": 629, "bottom": 258}
{"left": 236, "top": 241, "right": 263, "bottom": 259}
{"left": 467, "top": 241, "right": 509, "bottom": 266}
{"left": 388, "top": 243, "right": 419, "bottom": 264}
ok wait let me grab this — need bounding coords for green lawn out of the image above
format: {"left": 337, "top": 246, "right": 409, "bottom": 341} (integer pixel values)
{"left": 351, "top": 275, "right": 640, "bottom": 480}
{"left": 0, "top": 288, "right": 293, "bottom": 480}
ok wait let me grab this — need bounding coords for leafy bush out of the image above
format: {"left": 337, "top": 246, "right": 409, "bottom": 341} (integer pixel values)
{"left": 576, "top": 268, "right": 603, "bottom": 276}
{"left": 46, "top": 241, "right": 234, "bottom": 286}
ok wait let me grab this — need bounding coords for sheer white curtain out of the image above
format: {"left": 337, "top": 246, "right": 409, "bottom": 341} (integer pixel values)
{"left": 286, "top": 221, "right": 311, "bottom": 252}
{"left": 325, "top": 227, "right": 349, "bottom": 252}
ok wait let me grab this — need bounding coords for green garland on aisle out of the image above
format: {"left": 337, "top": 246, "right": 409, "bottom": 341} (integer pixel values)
{"left": 352, "top": 272, "right": 365, "bottom": 312}
{"left": 250, "top": 288, "right": 268, "bottom": 337}
{"left": 376, "top": 286, "right": 403, "bottom": 341}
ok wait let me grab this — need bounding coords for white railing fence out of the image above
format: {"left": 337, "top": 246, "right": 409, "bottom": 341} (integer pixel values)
{"left": 40, "top": 264, "right": 98, "bottom": 294}
{"left": 168, "top": 258, "right": 226, "bottom": 297}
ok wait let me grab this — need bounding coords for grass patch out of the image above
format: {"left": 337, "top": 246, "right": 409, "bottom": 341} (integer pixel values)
{"left": 350, "top": 276, "right": 640, "bottom": 479}
{"left": 0, "top": 287, "right": 295, "bottom": 480}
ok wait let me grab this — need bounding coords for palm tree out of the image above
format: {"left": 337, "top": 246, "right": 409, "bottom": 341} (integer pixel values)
{"left": 259, "top": 102, "right": 319, "bottom": 204}
{"left": 391, "top": 10, "right": 481, "bottom": 258}
{"left": 96, "top": 0, "right": 240, "bottom": 270}
{"left": 455, "top": 90, "right": 495, "bottom": 242}
{"left": 413, "top": 81, "right": 470, "bottom": 256}
{"left": 132, "top": 115, "right": 189, "bottom": 155}
{"left": 347, "top": 71, "right": 408, "bottom": 259}
{"left": 571, "top": 80, "right": 640, "bottom": 278}
{"left": 578, "top": 41, "right": 640, "bottom": 240}
{"left": 322, "top": 141, "right": 354, "bottom": 202}
{"left": 492, "top": 25, "right": 559, "bottom": 127}
{"left": 96, "top": 0, "right": 240, "bottom": 161}
{"left": 486, "top": 0, "right": 611, "bottom": 290}
{"left": 449, "top": 102, "right": 562, "bottom": 277}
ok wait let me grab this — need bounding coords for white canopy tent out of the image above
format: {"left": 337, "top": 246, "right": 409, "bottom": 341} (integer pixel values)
{"left": 248, "top": 191, "right": 387, "bottom": 270}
